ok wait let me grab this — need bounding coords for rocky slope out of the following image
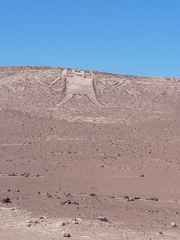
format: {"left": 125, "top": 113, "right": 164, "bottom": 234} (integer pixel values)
{"left": 0, "top": 67, "right": 180, "bottom": 239}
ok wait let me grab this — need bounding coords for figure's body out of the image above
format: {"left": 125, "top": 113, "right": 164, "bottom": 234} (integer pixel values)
{"left": 33, "top": 68, "right": 127, "bottom": 107}
{"left": 55, "top": 75, "right": 103, "bottom": 107}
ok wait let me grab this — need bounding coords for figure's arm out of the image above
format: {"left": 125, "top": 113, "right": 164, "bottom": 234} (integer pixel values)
{"left": 112, "top": 79, "right": 126, "bottom": 88}
{"left": 51, "top": 74, "right": 61, "bottom": 85}
{"left": 99, "top": 78, "right": 126, "bottom": 89}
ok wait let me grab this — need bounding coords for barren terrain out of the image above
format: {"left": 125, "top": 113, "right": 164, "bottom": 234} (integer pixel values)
{"left": 0, "top": 67, "right": 180, "bottom": 239}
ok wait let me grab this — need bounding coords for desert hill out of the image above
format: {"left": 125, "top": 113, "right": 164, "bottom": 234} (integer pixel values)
{"left": 0, "top": 67, "right": 180, "bottom": 239}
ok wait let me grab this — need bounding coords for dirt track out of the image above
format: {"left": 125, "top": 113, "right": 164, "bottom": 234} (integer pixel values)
{"left": 0, "top": 67, "right": 180, "bottom": 239}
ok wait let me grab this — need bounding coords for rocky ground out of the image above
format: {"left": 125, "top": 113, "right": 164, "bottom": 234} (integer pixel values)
{"left": 0, "top": 67, "right": 180, "bottom": 239}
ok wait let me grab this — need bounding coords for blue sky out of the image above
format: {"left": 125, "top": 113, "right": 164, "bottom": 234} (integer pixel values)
{"left": 0, "top": 0, "right": 180, "bottom": 77}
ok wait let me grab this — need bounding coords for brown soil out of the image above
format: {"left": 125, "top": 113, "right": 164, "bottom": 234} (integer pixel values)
{"left": 0, "top": 66, "right": 180, "bottom": 239}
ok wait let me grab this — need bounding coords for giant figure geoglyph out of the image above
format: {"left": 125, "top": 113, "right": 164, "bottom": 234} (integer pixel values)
{"left": 53, "top": 69, "right": 103, "bottom": 107}
{"left": 33, "top": 68, "right": 127, "bottom": 107}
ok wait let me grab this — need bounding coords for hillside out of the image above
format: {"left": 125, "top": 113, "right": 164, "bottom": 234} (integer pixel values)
{"left": 0, "top": 67, "right": 180, "bottom": 239}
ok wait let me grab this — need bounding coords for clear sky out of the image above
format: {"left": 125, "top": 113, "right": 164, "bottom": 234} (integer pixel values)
{"left": 0, "top": 0, "right": 180, "bottom": 77}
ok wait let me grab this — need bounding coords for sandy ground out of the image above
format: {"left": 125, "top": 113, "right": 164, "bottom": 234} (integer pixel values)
{"left": 0, "top": 67, "right": 180, "bottom": 239}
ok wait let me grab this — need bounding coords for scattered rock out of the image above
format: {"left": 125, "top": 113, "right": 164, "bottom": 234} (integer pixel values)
{"left": 47, "top": 193, "right": 52, "bottom": 198}
{"left": 1, "top": 197, "right": 11, "bottom": 203}
{"left": 64, "top": 233, "right": 71, "bottom": 237}
{"left": 128, "top": 198, "right": 134, "bottom": 201}
{"left": 74, "top": 220, "right": 79, "bottom": 224}
{"left": 122, "top": 195, "right": 129, "bottom": 199}
{"left": 140, "top": 174, "right": 145, "bottom": 177}
{"left": 146, "top": 197, "right": 158, "bottom": 201}
{"left": 72, "top": 218, "right": 79, "bottom": 224}
{"left": 109, "top": 195, "right": 115, "bottom": 198}
{"left": 25, "top": 220, "right": 37, "bottom": 226}
{"left": 20, "top": 172, "right": 30, "bottom": 177}
{"left": 8, "top": 173, "right": 17, "bottom": 176}
{"left": 171, "top": 222, "right": 177, "bottom": 227}
{"left": 62, "top": 200, "right": 72, "bottom": 205}
{"left": 89, "top": 193, "right": 96, "bottom": 196}
{"left": 97, "top": 215, "right": 108, "bottom": 222}
{"left": 61, "top": 200, "right": 79, "bottom": 205}
{"left": 134, "top": 197, "right": 140, "bottom": 200}
{"left": 64, "top": 192, "right": 73, "bottom": 197}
